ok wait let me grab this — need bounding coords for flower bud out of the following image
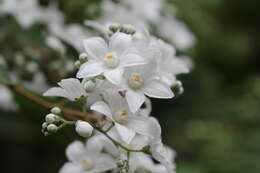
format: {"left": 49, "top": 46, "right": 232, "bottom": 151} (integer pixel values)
{"left": 74, "top": 60, "right": 81, "bottom": 69}
{"left": 79, "top": 53, "right": 88, "bottom": 63}
{"left": 109, "top": 23, "right": 121, "bottom": 32}
{"left": 51, "top": 107, "right": 61, "bottom": 114}
{"left": 172, "top": 81, "right": 184, "bottom": 96}
{"left": 45, "top": 113, "right": 56, "bottom": 123}
{"left": 75, "top": 120, "right": 93, "bottom": 138}
{"left": 47, "top": 124, "right": 58, "bottom": 133}
{"left": 84, "top": 80, "right": 96, "bottom": 92}
{"left": 124, "top": 24, "right": 136, "bottom": 35}
{"left": 42, "top": 122, "right": 48, "bottom": 129}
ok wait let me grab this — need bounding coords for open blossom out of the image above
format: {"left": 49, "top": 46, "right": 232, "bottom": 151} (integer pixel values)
{"left": 146, "top": 118, "right": 176, "bottom": 173}
{"left": 43, "top": 78, "right": 105, "bottom": 105}
{"left": 91, "top": 91, "right": 158, "bottom": 144}
{"left": 60, "top": 137, "right": 116, "bottom": 173}
{"left": 120, "top": 59, "right": 174, "bottom": 113}
{"left": 43, "top": 78, "right": 87, "bottom": 101}
{"left": 156, "top": 39, "right": 190, "bottom": 86}
{"left": 76, "top": 32, "right": 146, "bottom": 85}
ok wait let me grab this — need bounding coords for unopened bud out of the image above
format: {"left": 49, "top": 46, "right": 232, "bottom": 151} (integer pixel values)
{"left": 51, "top": 107, "right": 61, "bottom": 115}
{"left": 84, "top": 80, "right": 96, "bottom": 92}
{"left": 45, "top": 113, "right": 56, "bottom": 123}
{"left": 124, "top": 24, "right": 136, "bottom": 35}
{"left": 75, "top": 120, "right": 93, "bottom": 138}
{"left": 42, "top": 122, "right": 48, "bottom": 129}
{"left": 79, "top": 53, "right": 88, "bottom": 63}
{"left": 172, "top": 81, "right": 184, "bottom": 96}
{"left": 109, "top": 23, "right": 121, "bottom": 32}
{"left": 47, "top": 124, "right": 58, "bottom": 133}
{"left": 74, "top": 60, "right": 81, "bottom": 69}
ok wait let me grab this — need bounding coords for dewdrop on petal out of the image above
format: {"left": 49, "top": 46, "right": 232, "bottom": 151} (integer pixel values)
{"left": 75, "top": 120, "right": 93, "bottom": 138}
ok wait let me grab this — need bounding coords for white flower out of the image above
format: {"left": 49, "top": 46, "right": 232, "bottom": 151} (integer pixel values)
{"left": 75, "top": 120, "right": 94, "bottom": 138}
{"left": 43, "top": 78, "right": 87, "bottom": 101}
{"left": 121, "top": 60, "right": 174, "bottom": 113}
{"left": 90, "top": 92, "right": 157, "bottom": 144}
{"left": 156, "top": 39, "right": 190, "bottom": 86}
{"left": 77, "top": 32, "right": 146, "bottom": 85}
{"left": 0, "top": 85, "right": 19, "bottom": 111}
{"left": 45, "top": 35, "right": 65, "bottom": 54}
{"left": 60, "top": 137, "right": 116, "bottom": 173}
{"left": 0, "top": 0, "right": 43, "bottom": 28}
{"left": 159, "top": 17, "right": 196, "bottom": 51}
{"left": 147, "top": 118, "right": 176, "bottom": 173}
{"left": 50, "top": 24, "right": 90, "bottom": 52}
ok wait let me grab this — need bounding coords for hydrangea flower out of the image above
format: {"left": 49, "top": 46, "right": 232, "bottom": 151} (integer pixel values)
{"left": 76, "top": 32, "right": 146, "bottom": 85}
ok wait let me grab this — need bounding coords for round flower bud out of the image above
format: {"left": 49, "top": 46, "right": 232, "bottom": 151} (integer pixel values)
{"left": 51, "top": 107, "right": 61, "bottom": 115}
{"left": 124, "top": 24, "right": 136, "bottom": 35}
{"left": 74, "top": 60, "right": 81, "bottom": 69}
{"left": 45, "top": 113, "right": 56, "bottom": 123}
{"left": 47, "top": 124, "right": 58, "bottom": 133}
{"left": 79, "top": 53, "right": 88, "bottom": 62}
{"left": 109, "top": 23, "right": 121, "bottom": 32}
{"left": 75, "top": 120, "right": 93, "bottom": 138}
{"left": 42, "top": 122, "right": 48, "bottom": 129}
{"left": 172, "top": 81, "right": 184, "bottom": 96}
{"left": 84, "top": 80, "right": 96, "bottom": 92}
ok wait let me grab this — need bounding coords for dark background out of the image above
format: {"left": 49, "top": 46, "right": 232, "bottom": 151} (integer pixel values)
{"left": 1, "top": 0, "right": 260, "bottom": 172}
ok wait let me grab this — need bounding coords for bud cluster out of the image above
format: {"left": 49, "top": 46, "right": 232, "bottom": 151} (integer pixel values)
{"left": 109, "top": 23, "right": 136, "bottom": 36}
{"left": 41, "top": 107, "right": 62, "bottom": 136}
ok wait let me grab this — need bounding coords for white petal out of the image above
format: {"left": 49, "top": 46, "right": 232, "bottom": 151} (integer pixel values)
{"left": 126, "top": 116, "right": 159, "bottom": 138}
{"left": 43, "top": 87, "right": 70, "bottom": 99}
{"left": 121, "top": 53, "right": 147, "bottom": 67}
{"left": 143, "top": 80, "right": 174, "bottom": 98}
{"left": 58, "top": 78, "right": 85, "bottom": 99}
{"left": 76, "top": 61, "right": 105, "bottom": 78}
{"left": 90, "top": 101, "right": 113, "bottom": 120}
{"left": 126, "top": 90, "right": 146, "bottom": 113}
{"left": 148, "top": 117, "right": 162, "bottom": 141}
{"left": 104, "top": 68, "right": 123, "bottom": 85}
{"left": 93, "top": 154, "right": 117, "bottom": 172}
{"left": 86, "top": 135, "right": 105, "bottom": 156}
{"left": 115, "top": 123, "right": 135, "bottom": 144}
{"left": 109, "top": 32, "right": 132, "bottom": 55}
{"left": 150, "top": 142, "right": 175, "bottom": 173}
{"left": 59, "top": 162, "right": 83, "bottom": 173}
{"left": 66, "top": 141, "right": 85, "bottom": 162}
{"left": 83, "top": 37, "right": 107, "bottom": 60}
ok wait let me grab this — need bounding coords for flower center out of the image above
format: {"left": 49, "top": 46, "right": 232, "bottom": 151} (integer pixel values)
{"left": 129, "top": 73, "right": 144, "bottom": 89}
{"left": 105, "top": 53, "right": 119, "bottom": 68}
{"left": 113, "top": 109, "right": 129, "bottom": 124}
{"left": 81, "top": 157, "right": 94, "bottom": 171}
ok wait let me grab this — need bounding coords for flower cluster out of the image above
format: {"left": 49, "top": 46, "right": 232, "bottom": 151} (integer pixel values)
{"left": 43, "top": 24, "right": 190, "bottom": 173}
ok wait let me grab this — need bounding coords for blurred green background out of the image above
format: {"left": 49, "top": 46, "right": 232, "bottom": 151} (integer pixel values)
{"left": 1, "top": 0, "right": 260, "bottom": 173}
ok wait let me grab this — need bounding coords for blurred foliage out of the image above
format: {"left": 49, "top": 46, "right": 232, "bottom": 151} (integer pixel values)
{"left": 1, "top": 0, "right": 260, "bottom": 173}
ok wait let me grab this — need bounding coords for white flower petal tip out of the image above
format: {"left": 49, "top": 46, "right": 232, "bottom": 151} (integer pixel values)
{"left": 90, "top": 101, "right": 113, "bottom": 119}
